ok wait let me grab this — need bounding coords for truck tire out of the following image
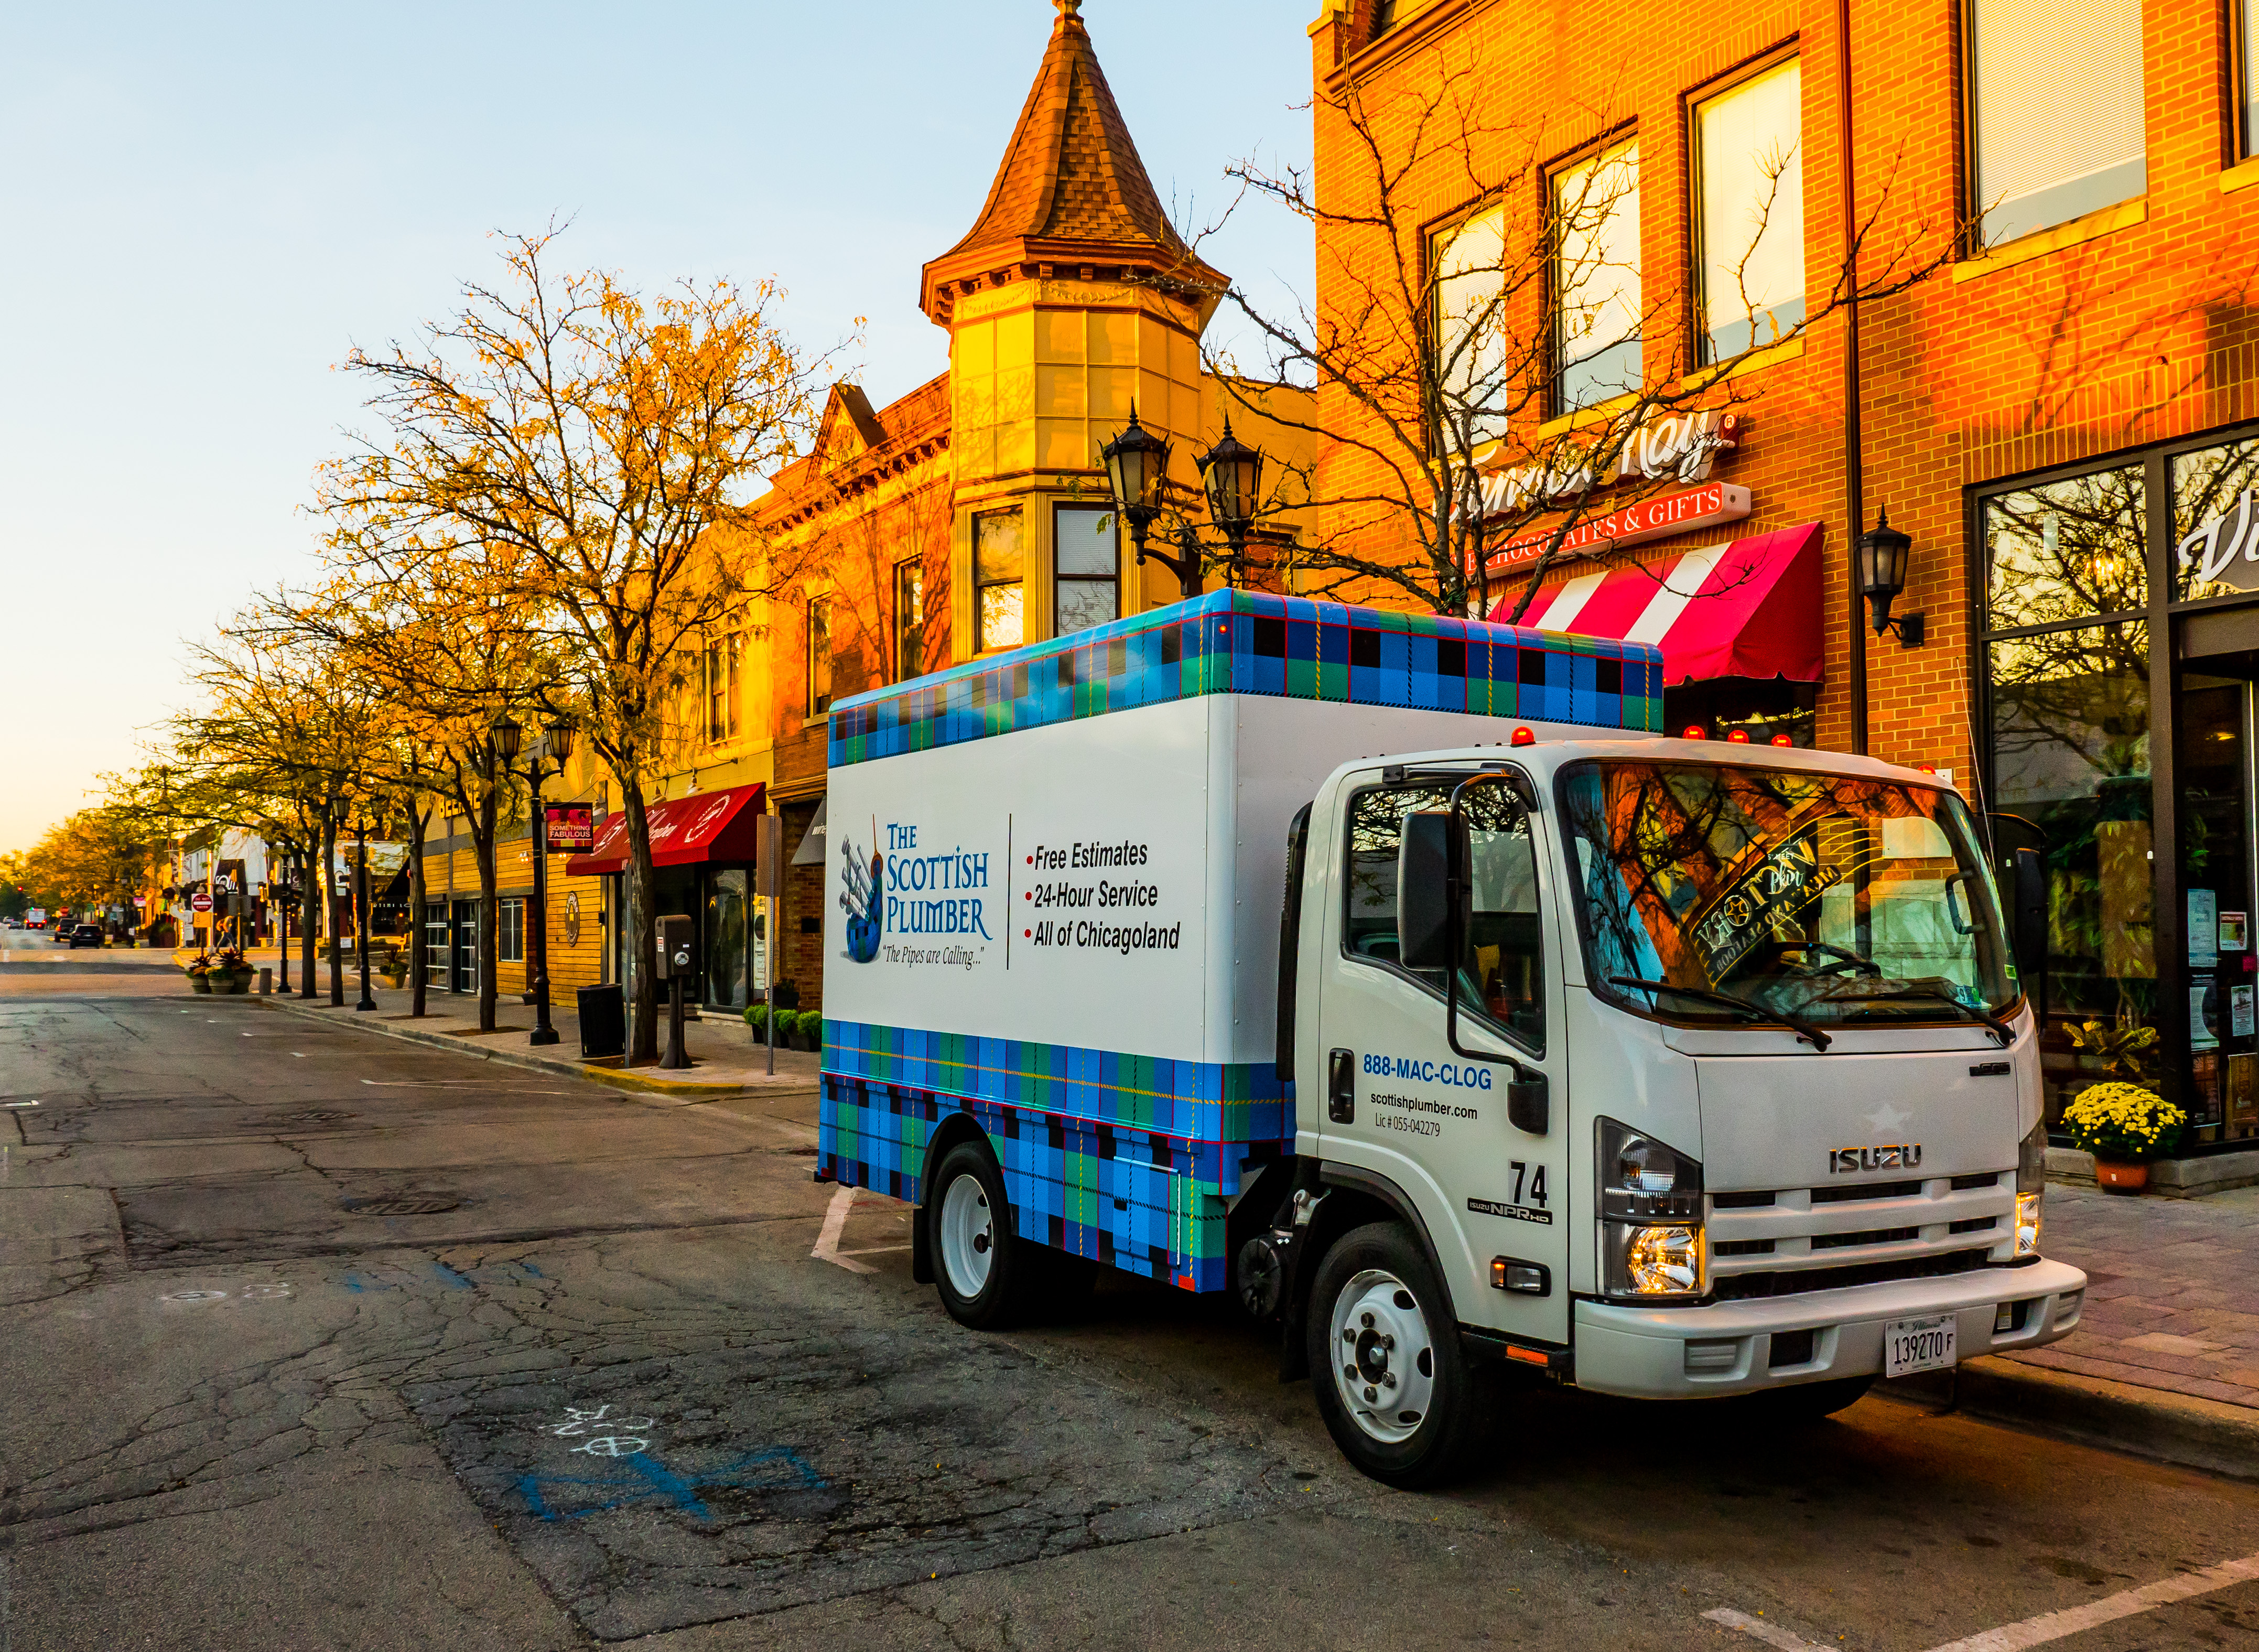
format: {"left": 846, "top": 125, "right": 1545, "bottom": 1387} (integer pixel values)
{"left": 1306, "top": 1221, "right": 1489, "bottom": 1488}
{"left": 928, "top": 1141, "right": 1037, "bottom": 1330}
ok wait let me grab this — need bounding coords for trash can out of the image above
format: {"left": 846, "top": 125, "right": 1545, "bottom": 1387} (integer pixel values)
{"left": 578, "top": 984, "right": 626, "bottom": 1059}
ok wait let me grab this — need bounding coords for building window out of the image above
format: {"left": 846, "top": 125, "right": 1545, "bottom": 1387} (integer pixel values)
{"left": 1967, "top": 0, "right": 2144, "bottom": 249}
{"left": 1552, "top": 138, "right": 1641, "bottom": 414}
{"left": 1694, "top": 57, "right": 1804, "bottom": 363}
{"left": 2243, "top": 0, "right": 2259, "bottom": 158}
{"left": 498, "top": 897, "right": 525, "bottom": 964}
{"left": 1431, "top": 204, "right": 1508, "bottom": 448}
{"left": 1054, "top": 506, "right": 1119, "bottom": 636}
{"left": 704, "top": 634, "right": 740, "bottom": 741}
{"left": 894, "top": 559, "right": 924, "bottom": 682}
{"left": 974, "top": 510, "right": 1024, "bottom": 653}
{"left": 1979, "top": 463, "right": 2152, "bottom": 1130}
{"left": 807, "top": 598, "right": 833, "bottom": 717}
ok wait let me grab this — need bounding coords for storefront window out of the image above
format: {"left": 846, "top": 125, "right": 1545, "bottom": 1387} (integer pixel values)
{"left": 1987, "top": 619, "right": 2154, "bottom": 1122}
{"left": 1983, "top": 465, "right": 2146, "bottom": 629}
{"left": 2172, "top": 437, "right": 2259, "bottom": 601}
{"left": 1551, "top": 138, "right": 1641, "bottom": 414}
{"left": 1054, "top": 505, "right": 1119, "bottom": 636}
{"left": 975, "top": 510, "right": 1024, "bottom": 653}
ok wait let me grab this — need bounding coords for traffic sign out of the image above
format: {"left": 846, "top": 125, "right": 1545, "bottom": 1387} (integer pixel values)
{"left": 191, "top": 893, "right": 212, "bottom": 913}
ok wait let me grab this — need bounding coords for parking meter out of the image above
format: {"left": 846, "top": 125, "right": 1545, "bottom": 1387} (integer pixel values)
{"left": 655, "top": 915, "right": 694, "bottom": 1068}
{"left": 654, "top": 915, "right": 694, "bottom": 977}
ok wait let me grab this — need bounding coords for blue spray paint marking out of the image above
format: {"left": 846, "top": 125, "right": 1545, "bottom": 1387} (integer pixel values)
{"left": 516, "top": 1448, "right": 824, "bottom": 1522}
{"left": 341, "top": 1260, "right": 543, "bottom": 1293}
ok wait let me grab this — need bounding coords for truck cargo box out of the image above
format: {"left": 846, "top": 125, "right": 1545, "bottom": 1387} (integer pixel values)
{"left": 818, "top": 588, "right": 1665, "bottom": 1292}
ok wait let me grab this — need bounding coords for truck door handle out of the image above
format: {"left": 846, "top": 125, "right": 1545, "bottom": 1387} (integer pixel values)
{"left": 1329, "top": 1048, "right": 1355, "bottom": 1125}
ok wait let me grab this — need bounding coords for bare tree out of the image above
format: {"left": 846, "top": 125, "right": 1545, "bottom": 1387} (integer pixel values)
{"left": 1194, "top": 44, "right": 1954, "bottom": 621}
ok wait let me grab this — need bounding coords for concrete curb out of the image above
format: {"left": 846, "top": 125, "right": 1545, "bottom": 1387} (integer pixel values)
{"left": 253, "top": 996, "right": 809, "bottom": 1099}
{"left": 1889, "top": 1356, "right": 2259, "bottom": 1481}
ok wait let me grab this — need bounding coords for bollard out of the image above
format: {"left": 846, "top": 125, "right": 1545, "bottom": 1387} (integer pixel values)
{"left": 258, "top": 967, "right": 273, "bottom": 995}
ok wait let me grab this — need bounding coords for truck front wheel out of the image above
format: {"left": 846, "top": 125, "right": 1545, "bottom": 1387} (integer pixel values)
{"left": 928, "top": 1141, "right": 1035, "bottom": 1330}
{"left": 1306, "top": 1222, "right": 1489, "bottom": 1488}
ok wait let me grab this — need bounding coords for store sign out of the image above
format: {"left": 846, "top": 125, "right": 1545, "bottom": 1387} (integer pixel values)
{"left": 2177, "top": 489, "right": 2259, "bottom": 592}
{"left": 1476, "top": 409, "right": 1741, "bottom": 520}
{"left": 546, "top": 803, "right": 595, "bottom": 853}
{"left": 1482, "top": 482, "right": 1752, "bottom": 575}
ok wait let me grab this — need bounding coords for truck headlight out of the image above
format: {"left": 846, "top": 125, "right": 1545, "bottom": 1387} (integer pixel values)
{"left": 1598, "top": 1118, "right": 1705, "bottom": 1299}
{"left": 1605, "top": 1222, "right": 1708, "bottom": 1296}
{"left": 2014, "top": 1117, "right": 2046, "bottom": 1259}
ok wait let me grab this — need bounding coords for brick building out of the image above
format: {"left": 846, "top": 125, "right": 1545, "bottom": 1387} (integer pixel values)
{"left": 1306, "top": 0, "right": 2259, "bottom": 1156}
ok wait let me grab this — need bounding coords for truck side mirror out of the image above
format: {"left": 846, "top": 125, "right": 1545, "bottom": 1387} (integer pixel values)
{"left": 2011, "top": 847, "right": 2047, "bottom": 1021}
{"left": 1396, "top": 812, "right": 1466, "bottom": 971}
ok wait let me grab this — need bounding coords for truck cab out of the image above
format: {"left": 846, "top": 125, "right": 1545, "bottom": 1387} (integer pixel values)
{"left": 1273, "top": 737, "right": 2082, "bottom": 1482}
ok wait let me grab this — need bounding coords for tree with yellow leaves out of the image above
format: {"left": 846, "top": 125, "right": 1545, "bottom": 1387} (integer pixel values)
{"left": 324, "top": 229, "right": 841, "bottom": 1059}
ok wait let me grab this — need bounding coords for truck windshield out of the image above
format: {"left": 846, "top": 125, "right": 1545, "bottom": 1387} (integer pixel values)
{"left": 1560, "top": 760, "right": 2015, "bottom": 1030}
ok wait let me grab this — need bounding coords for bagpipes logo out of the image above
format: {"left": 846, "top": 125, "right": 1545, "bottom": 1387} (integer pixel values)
{"left": 840, "top": 829, "right": 882, "bottom": 963}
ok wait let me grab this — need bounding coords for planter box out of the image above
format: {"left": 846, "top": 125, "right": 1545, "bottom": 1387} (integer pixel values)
{"left": 189, "top": 977, "right": 212, "bottom": 995}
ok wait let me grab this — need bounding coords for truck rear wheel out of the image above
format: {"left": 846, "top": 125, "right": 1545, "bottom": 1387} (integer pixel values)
{"left": 928, "top": 1141, "right": 1036, "bottom": 1330}
{"left": 1306, "top": 1221, "right": 1489, "bottom": 1488}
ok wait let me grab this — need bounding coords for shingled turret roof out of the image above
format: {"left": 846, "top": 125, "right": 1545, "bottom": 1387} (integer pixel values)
{"left": 920, "top": 0, "right": 1226, "bottom": 323}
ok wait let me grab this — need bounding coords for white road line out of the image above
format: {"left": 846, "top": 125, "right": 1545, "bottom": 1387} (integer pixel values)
{"left": 1703, "top": 1608, "right": 1829, "bottom": 1650}
{"left": 812, "top": 1185, "right": 876, "bottom": 1274}
{"left": 3, "top": 1102, "right": 36, "bottom": 1109}
{"left": 1918, "top": 1550, "right": 2259, "bottom": 1652}
{"left": 1706, "top": 1550, "right": 2259, "bottom": 1652}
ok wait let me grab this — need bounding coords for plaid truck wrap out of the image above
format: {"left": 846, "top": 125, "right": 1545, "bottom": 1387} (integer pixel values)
{"left": 819, "top": 1019, "right": 1293, "bottom": 1292}
{"left": 827, "top": 588, "right": 1665, "bottom": 768}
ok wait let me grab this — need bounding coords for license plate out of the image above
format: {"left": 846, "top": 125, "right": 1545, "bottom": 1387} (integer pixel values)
{"left": 1884, "top": 1314, "right": 1958, "bottom": 1378}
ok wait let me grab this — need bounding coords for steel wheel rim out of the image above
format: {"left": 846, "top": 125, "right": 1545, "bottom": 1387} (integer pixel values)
{"left": 938, "top": 1171, "right": 995, "bottom": 1297}
{"left": 1327, "top": 1268, "right": 1436, "bottom": 1444}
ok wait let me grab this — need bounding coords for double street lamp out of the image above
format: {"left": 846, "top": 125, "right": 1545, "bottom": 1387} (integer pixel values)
{"left": 489, "top": 707, "right": 578, "bottom": 1048}
{"left": 1101, "top": 407, "right": 1268, "bottom": 599}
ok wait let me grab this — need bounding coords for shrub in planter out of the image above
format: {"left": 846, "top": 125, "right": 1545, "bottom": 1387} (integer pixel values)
{"left": 743, "top": 1005, "right": 779, "bottom": 1042}
{"left": 771, "top": 980, "right": 801, "bottom": 1011}
{"left": 2062, "top": 1082, "right": 2185, "bottom": 1192}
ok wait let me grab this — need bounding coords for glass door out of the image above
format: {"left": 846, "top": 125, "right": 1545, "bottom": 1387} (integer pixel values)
{"left": 2178, "top": 675, "right": 2259, "bottom": 1140}
{"left": 704, "top": 869, "right": 749, "bottom": 1010}
{"left": 451, "top": 899, "right": 478, "bottom": 995}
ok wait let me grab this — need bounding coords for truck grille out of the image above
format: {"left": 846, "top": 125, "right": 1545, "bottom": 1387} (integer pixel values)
{"left": 1705, "top": 1173, "right": 2015, "bottom": 1297}
{"left": 1712, "top": 1247, "right": 1994, "bottom": 1301}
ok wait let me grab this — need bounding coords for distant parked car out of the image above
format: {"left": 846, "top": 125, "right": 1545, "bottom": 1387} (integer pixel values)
{"left": 67, "top": 924, "right": 103, "bottom": 948}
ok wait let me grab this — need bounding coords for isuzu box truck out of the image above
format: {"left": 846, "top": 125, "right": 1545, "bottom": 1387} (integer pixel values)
{"left": 818, "top": 589, "right": 2084, "bottom": 1485}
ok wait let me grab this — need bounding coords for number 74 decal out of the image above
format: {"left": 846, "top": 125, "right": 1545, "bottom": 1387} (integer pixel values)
{"left": 1467, "top": 1162, "right": 1552, "bottom": 1225}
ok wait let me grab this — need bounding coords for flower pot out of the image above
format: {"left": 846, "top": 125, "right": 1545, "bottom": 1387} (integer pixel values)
{"left": 189, "top": 976, "right": 212, "bottom": 995}
{"left": 2094, "top": 1158, "right": 2150, "bottom": 1194}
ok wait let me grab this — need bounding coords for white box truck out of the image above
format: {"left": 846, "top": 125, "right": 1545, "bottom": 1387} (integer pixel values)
{"left": 819, "top": 590, "right": 2084, "bottom": 1485}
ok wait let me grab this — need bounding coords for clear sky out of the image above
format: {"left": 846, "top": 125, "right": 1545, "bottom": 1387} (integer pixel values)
{"left": 0, "top": 1, "right": 1316, "bottom": 851}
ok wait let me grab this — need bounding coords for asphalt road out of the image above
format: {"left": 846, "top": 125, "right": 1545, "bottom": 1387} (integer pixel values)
{"left": 3, "top": 973, "right": 2258, "bottom": 1650}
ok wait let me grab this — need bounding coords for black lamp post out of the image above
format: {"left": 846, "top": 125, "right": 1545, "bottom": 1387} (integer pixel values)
{"left": 353, "top": 805, "right": 377, "bottom": 1012}
{"left": 1197, "top": 419, "right": 1264, "bottom": 576}
{"left": 495, "top": 708, "right": 575, "bottom": 1048}
{"left": 1856, "top": 506, "right": 1924, "bottom": 648}
{"left": 325, "top": 789, "right": 349, "bottom": 1007}
{"left": 1103, "top": 407, "right": 1203, "bottom": 601}
{"left": 272, "top": 851, "right": 293, "bottom": 995}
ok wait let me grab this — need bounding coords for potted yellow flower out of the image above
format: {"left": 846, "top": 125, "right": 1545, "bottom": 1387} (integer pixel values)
{"left": 2061, "top": 1082, "right": 2185, "bottom": 1193}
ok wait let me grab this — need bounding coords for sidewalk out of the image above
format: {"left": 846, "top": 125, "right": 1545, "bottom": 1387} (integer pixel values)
{"left": 256, "top": 981, "right": 822, "bottom": 1097}
{"left": 1885, "top": 1181, "right": 2259, "bottom": 1479}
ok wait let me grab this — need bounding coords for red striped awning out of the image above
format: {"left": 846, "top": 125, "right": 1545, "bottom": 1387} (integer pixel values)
{"left": 1487, "top": 522, "right": 1823, "bottom": 686}
{"left": 563, "top": 782, "right": 767, "bottom": 876}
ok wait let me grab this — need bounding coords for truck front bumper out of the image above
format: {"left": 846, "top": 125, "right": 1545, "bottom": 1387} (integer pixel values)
{"left": 1571, "top": 1258, "right": 2087, "bottom": 1399}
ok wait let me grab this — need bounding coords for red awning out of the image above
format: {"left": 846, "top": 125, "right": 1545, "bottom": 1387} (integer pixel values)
{"left": 1487, "top": 522, "right": 1823, "bottom": 686}
{"left": 563, "top": 782, "right": 768, "bottom": 876}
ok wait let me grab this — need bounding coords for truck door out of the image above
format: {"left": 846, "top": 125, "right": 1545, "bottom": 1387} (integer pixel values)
{"left": 1315, "top": 772, "right": 1569, "bottom": 1346}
